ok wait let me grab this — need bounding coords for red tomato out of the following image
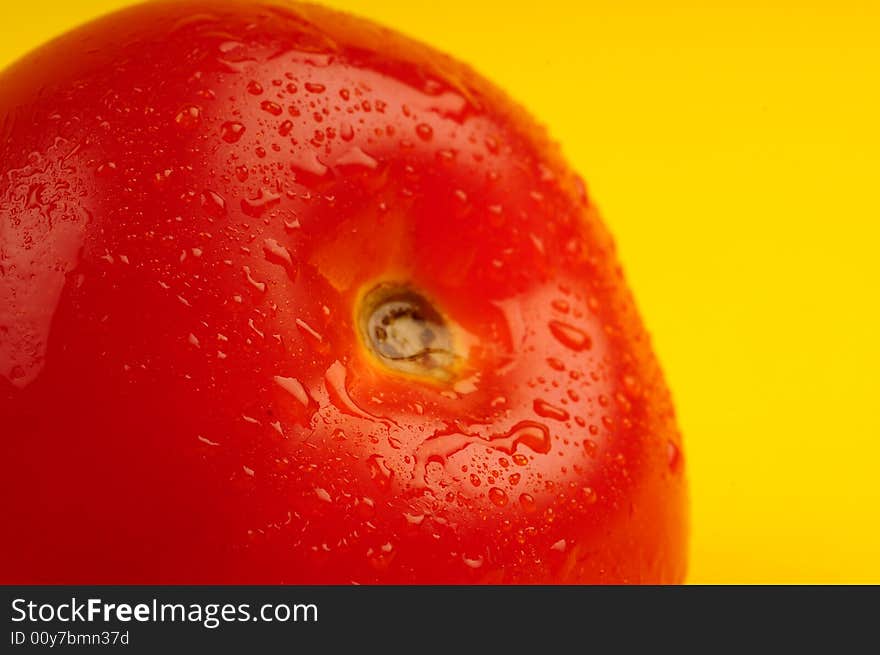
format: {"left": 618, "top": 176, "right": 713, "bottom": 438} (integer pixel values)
{"left": 0, "top": 1, "right": 686, "bottom": 583}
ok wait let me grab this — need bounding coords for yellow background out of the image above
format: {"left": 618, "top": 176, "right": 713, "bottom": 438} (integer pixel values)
{"left": 3, "top": 0, "right": 878, "bottom": 583}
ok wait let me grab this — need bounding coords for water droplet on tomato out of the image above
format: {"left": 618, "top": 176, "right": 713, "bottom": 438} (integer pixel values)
{"left": 581, "top": 486, "right": 597, "bottom": 504}
{"left": 367, "top": 454, "right": 393, "bottom": 491}
{"left": 174, "top": 105, "right": 201, "bottom": 128}
{"left": 96, "top": 161, "right": 117, "bottom": 176}
{"left": 242, "top": 265, "right": 267, "bottom": 292}
{"left": 551, "top": 299, "right": 570, "bottom": 314}
{"left": 403, "top": 512, "right": 425, "bottom": 525}
{"left": 325, "top": 360, "right": 385, "bottom": 424}
{"left": 548, "top": 320, "right": 591, "bottom": 351}
{"left": 296, "top": 318, "right": 323, "bottom": 342}
{"left": 533, "top": 399, "right": 570, "bottom": 422}
{"left": 335, "top": 146, "right": 378, "bottom": 170}
{"left": 220, "top": 121, "right": 246, "bottom": 143}
{"left": 263, "top": 238, "right": 295, "bottom": 274}
{"left": 274, "top": 375, "right": 309, "bottom": 406}
{"left": 490, "top": 421, "right": 552, "bottom": 455}
{"left": 519, "top": 493, "right": 537, "bottom": 513}
{"left": 260, "top": 100, "right": 283, "bottom": 116}
{"left": 488, "top": 487, "right": 508, "bottom": 507}
{"left": 583, "top": 439, "right": 597, "bottom": 457}
{"left": 546, "top": 357, "right": 566, "bottom": 372}
{"left": 200, "top": 190, "right": 226, "bottom": 216}
{"left": 291, "top": 151, "right": 329, "bottom": 178}
{"left": 241, "top": 188, "right": 282, "bottom": 217}
{"left": 462, "top": 553, "right": 484, "bottom": 569}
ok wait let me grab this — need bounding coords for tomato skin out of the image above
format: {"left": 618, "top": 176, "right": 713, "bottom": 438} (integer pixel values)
{"left": 0, "top": 2, "right": 686, "bottom": 583}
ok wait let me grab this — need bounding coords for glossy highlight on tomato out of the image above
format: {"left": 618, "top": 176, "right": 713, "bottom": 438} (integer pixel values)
{"left": 0, "top": 0, "right": 687, "bottom": 583}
